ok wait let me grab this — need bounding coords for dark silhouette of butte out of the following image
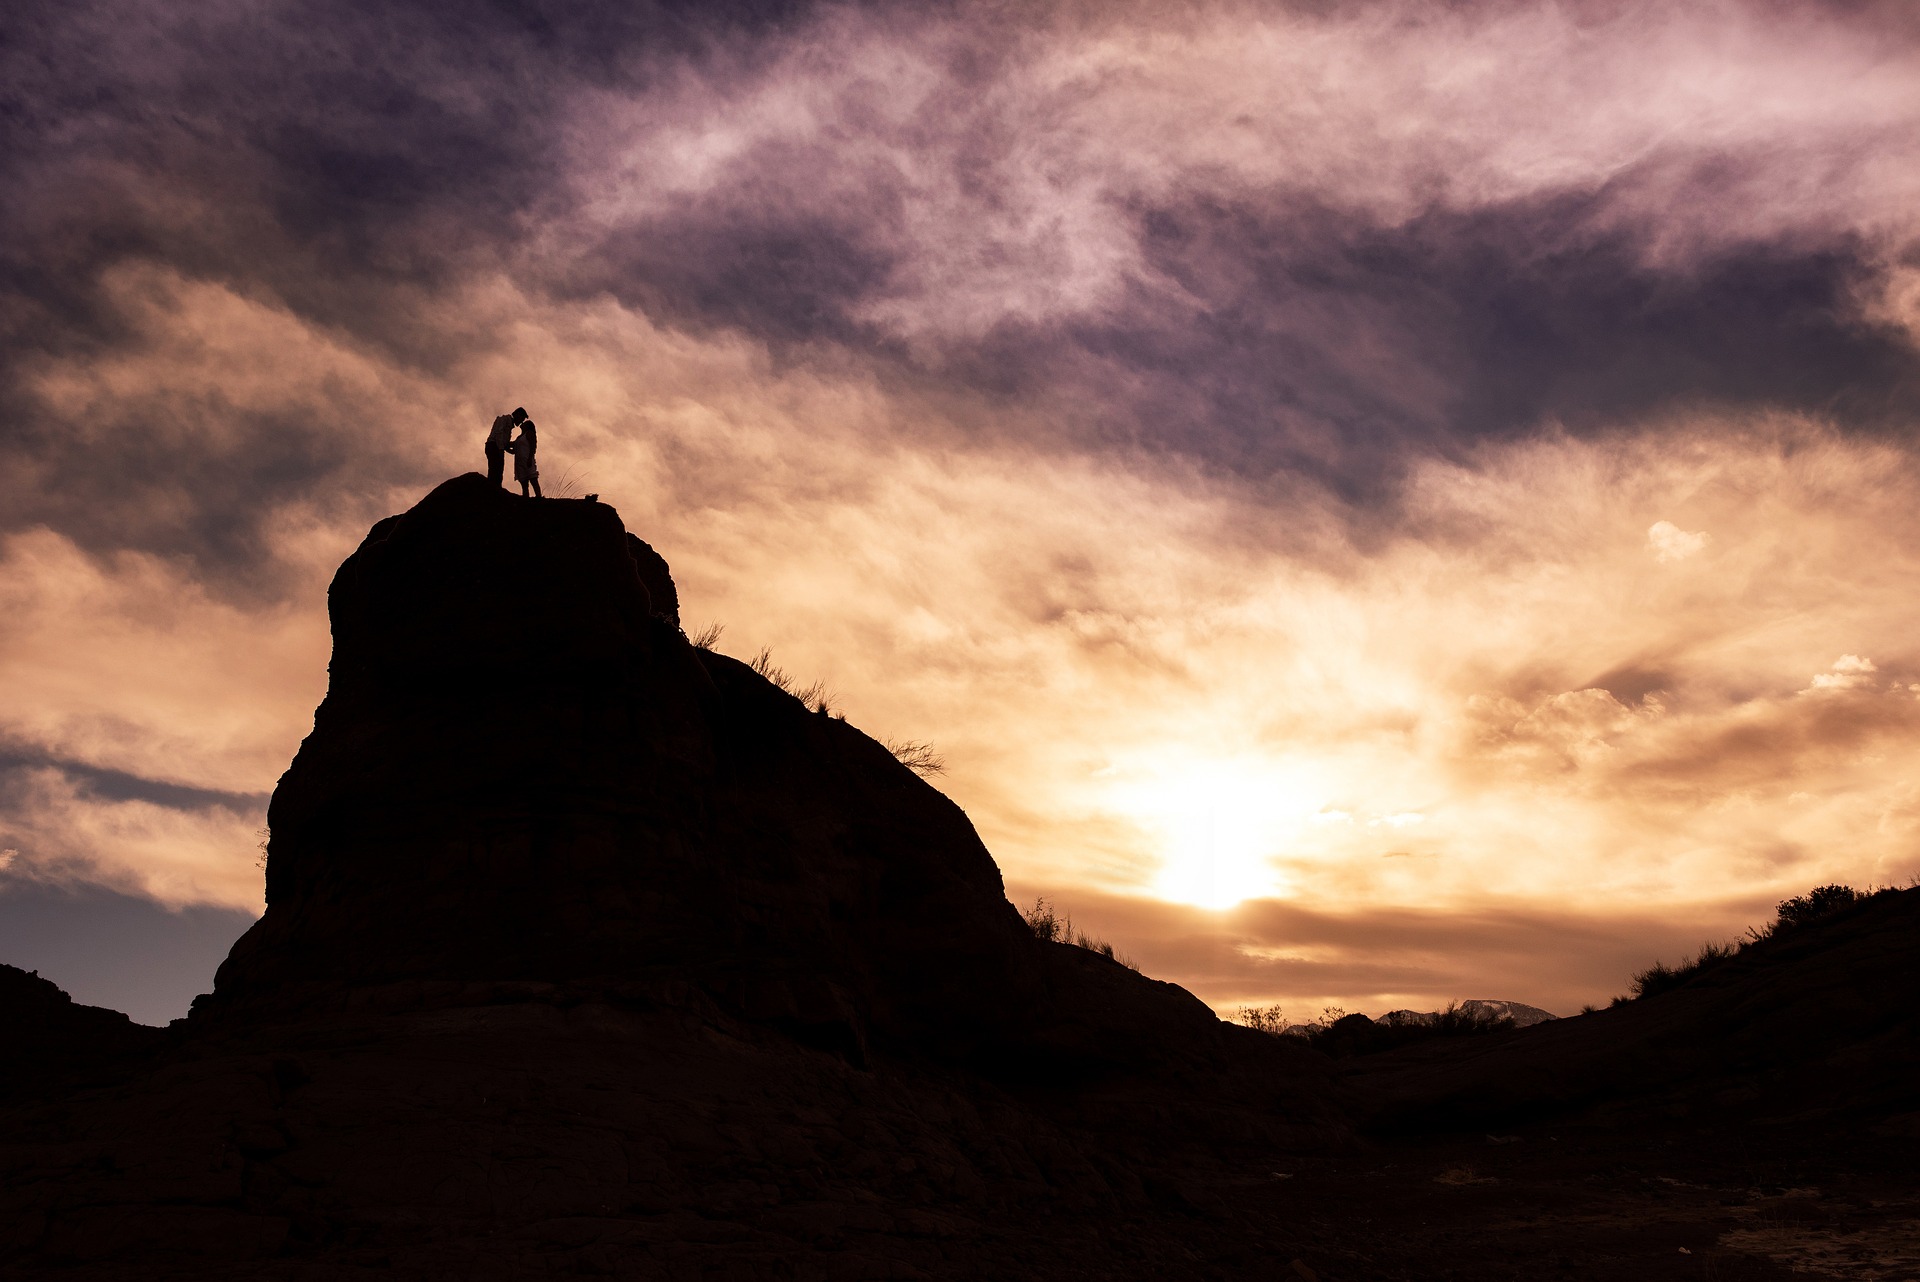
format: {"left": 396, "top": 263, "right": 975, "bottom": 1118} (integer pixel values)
{"left": 2, "top": 475, "right": 1917, "bottom": 1279}
{"left": 207, "top": 474, "right": 1258, "bottom": 1081}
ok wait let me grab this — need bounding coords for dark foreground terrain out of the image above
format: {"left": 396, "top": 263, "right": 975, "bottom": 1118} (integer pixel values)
{"left": 3, "top": 477, "right": 1916, "bottom": 1279}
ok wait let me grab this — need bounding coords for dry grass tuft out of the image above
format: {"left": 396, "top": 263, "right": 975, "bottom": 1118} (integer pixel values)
{"left": 749, "top": 646, "right": 836, "bottom": 714}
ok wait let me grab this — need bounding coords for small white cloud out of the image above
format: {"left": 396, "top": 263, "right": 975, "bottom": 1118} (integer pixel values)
{"left": 1369, "top": 812, "right": 1425, "bottom": 828}
{"left": 1805, "top": 654, "right": 1878, "bottom": 693}
{"left": 0, "top": 848, "right": 15, "bottom": 871}
{"left": 1310, "top": 809, "right": 1352, "bottom": 825}
{"left": 1647, "top": 520, "right": 1708, "bottom": 563}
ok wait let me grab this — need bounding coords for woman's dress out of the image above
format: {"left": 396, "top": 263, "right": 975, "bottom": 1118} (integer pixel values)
{"left": 511, "top": 424, "right": 538, "bottom": 482}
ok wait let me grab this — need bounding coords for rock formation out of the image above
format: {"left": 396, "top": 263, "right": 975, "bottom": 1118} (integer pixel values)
{"left": 204, "top": 474, "right": 1279, "bottom": 1087}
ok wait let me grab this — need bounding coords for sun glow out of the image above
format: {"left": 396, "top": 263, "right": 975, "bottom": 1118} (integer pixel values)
{"left": 1102, "top": 756, "right": 1325, "bottom": 910}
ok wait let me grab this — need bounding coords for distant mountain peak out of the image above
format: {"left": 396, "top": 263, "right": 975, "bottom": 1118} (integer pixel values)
{"left": 1458, "top": 999, "right": 1557, "bottom": 1027}
{"left": 1376, "top": 999, "right": 1558, "bottom": 1027}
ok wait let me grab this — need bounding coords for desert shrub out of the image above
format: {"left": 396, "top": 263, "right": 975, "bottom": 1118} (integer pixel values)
{"left": 1772, "top": 884, "right": 1862, "bottom": 932}
{"left": 1630, "top": 939, "right": 1739, "bottom": 1000}
{"left": 688, "top": 621, "right": 725, "bottom": 650}
{"left": 1023, "top": 897, "right": 1063, "bottom": 943}
{"left": 1236, "top": 1004, "right": 1288, "bottom": 1036}
{"left": 1311, "top": 1005, "right": 1349, "bottom": 1029}
{"left": 884, "top": 738, "right": 946, "bottom": 776}
{"left": 1629, "top": 959, "right": 1681, "bottom": 1000}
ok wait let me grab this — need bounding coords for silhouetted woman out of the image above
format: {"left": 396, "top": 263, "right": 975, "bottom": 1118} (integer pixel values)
{"left": 509, "top": 417, "right": 541, "bottom": 498}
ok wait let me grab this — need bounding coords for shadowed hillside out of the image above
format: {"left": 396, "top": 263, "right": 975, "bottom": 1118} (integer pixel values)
{"left": 1344, "top": 884, "right": 1920, "bottom": 1134}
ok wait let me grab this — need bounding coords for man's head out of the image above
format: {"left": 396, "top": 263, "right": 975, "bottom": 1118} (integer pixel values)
{"left": 512, "top": 407, "right": 527, "bottom": 422}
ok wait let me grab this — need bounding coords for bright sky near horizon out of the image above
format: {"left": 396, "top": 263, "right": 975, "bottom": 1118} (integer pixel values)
{"left": 5, "top": 0, "right": 1920, "bottom": 1023}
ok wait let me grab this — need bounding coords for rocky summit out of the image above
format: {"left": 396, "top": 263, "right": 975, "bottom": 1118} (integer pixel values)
{"left": 3, "top": 478, "right": 1918, "bottom": 1280}
{"left": 205, "top": 475, "right": 1297, "bottom": 1089}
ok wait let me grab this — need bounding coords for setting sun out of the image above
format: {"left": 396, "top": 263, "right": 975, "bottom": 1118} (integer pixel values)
{"left": 1096, "top": 755, "right": 1321, "bottom": 909}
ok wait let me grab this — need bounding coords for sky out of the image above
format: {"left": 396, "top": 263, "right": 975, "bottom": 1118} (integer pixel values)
{"left": 5, "top": 0, "right": 1920, "bottom": 1026}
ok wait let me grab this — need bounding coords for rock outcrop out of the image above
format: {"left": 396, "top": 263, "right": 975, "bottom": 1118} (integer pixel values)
{"left": 205, "top": 474, "right": 1265, "bottom": 1086}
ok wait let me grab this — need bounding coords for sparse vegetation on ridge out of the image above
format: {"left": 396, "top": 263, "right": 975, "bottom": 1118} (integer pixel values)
{"left": 1236, "top": 1001, "right": 1517, "bottom": 1057}
{"left": 730, "top": 642, "right": 948, "bottom": 775}
{"left": 1619, "top": 882, "right": 1892, "bottom": 1003}
{"left": 544, "top": 462, "right": 592, "bottom": 500}
{"left": 1022, "top": 897, "right": 1139, "bottom": 970}
{"left": 1236, "top": 1004, "right": 1287, "bottom": 1035}
{"left": 882, "top": 738, "right": 945, "bottom": 776}
{"left": 748, "top": 646, "right": 836, "bottom": 714}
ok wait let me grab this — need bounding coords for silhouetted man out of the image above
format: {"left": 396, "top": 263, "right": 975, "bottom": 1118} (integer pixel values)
{"left": 484, "top": 409, "right": 521, "bottom": 487}
{"left": 509, "top": 415, "right": 541, "bottom": 498}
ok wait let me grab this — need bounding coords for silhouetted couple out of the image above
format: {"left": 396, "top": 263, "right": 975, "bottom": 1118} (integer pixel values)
{"left": 485, "top": 408, "right": 541, "bottom": 498}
